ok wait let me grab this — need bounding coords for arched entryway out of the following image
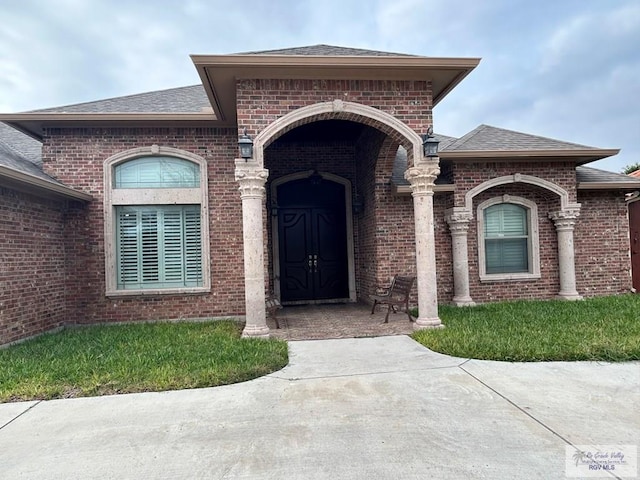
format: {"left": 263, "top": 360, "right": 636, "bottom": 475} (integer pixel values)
{"left": 271, "top": 171, "right": 356, "bottom": 304}
{"left": 235, "top": 100, "right": 443, "bottom": 336}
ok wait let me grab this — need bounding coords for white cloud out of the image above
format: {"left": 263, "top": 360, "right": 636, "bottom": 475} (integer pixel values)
{"left": 0, "top": 0, "right": 638, "bottom": 172}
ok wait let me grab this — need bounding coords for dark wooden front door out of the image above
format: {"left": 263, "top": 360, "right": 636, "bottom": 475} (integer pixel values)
{"left": 630, "top": 200, "right": 640, "bottom": 292}
{"left": 277, "top": 177, "right": 349, "bottom": 302}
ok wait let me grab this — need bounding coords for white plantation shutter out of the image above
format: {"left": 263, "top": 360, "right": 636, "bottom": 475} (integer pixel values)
{"left": 484, "top": 204, "right": 529, "bottom": 274}
{"left": 184, "top": 208, "right": 202, "bottom": 283}
{"left": 141, "top": 211, "right": 159, "bottom": 282}
{"left": 117, "top": 211, "right": 140, "bottom": 285}
{"left": 162, "top": 209, "right": 184, "bottom": 282}
{"left": 116, "top": 206, "right": 202, "bottom": 289}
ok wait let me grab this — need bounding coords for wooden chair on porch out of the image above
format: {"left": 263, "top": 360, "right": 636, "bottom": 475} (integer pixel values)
{"left": 369, "top": 275, "right": 416, "bottom": 323}
{"left": 266, "top": 294, "right": 282, "bottom": 329}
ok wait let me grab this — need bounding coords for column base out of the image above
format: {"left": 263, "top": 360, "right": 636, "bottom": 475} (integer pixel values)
{"left": 452, "top": 296, "right": 476, "bottom": 307}
{"left": 556, "top": 292, "right": 583, "bottom": 301}
{"left": 413, "top": 317, "right": 445, "bottom": 330}
{"left": 241, "top": 324, "right": 270, "bottom": 338}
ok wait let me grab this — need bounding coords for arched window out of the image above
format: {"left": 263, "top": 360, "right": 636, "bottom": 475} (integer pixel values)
{"left": 477, "top": 196, "right": 540, "bottom": 281}
{"left": 104, "top": 148, "right": 210, "bottom": 295}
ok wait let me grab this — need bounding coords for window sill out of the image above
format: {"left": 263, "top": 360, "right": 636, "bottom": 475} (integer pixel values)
{"left": 479, "top": 273, "right": 541, "bottom": 283}
{"left": 106, "top": 287, "right": 210, "bottom": 298}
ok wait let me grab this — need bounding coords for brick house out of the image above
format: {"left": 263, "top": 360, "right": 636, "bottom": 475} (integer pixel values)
{"left": 2, "top": 45, "right": 639, "bottom": 345}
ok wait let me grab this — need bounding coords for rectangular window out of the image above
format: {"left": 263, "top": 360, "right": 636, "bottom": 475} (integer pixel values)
{"left": 116, "top": 205, "right": 202, "bottom": 289}
{"left": 484, "top": 204, "right": 529, "bottom": 274}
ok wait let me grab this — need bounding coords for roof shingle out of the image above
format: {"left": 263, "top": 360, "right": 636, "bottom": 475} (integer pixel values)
{"left": 26, "top": 85, "right": 210, "bottom": 114}
{"left": 236, "top": 44, "right": 417, "bottom": 57}
{"left": 444, "top": 124, "right": 597, "bottom": 152}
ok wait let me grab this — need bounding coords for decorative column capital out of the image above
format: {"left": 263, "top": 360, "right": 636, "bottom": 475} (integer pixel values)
{"left": 404, "top": 160, "right": 440, "bottom": 196}
{"left": 549, "top": 205, "right": 581, "bottom": 231}
{"left": 235, "top": 160, "right": 268, "bottom": 199}
{"left": 445, "top": 207, "right": 473, "bottom": 234}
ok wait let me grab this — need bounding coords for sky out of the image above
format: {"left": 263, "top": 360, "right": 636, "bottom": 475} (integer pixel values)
{"left": 1, "top": 0, "right": 639, "bottom": 173}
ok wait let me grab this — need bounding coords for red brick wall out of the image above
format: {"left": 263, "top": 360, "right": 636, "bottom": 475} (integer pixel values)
{"left": 41, "top": 127, "right": 246, "bottom": 325}
{"left": 435, "top": 194, "right": 455, "bottom": 302}
{"left": 0, "top": 187, "right": 68, "bottom": 344}
{"left": 575, "top": 190, "right": 632, "bottom": 296}
{"left": 236, "top": 79, "right": 433, "bottom": 142}
{"left": 355, "top": 128, "right": 386, "bottom": 299}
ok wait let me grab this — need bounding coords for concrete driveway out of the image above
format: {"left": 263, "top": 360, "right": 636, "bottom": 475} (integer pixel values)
{"left": 0, "top": 336, "right": 638, "bottom": 479}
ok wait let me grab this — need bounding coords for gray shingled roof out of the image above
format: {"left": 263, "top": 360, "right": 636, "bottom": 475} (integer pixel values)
{"left": 391, "top": 130, "right": 636, "bottom": 188}
{"left": 237, "top": 44, "right": 417, "bottom": 57}
{"left": 576, "top": 166, "right": 640, "bottom": 184}
{"left": 0, "top": 122, "right": 42, "bottom": 165}
{"left": 444, "top": 124, "right": 597, "bottom": 151}
{"left": 27, "top": 85, "right": 209, "bottom": 114}
{"left": 0, "top": 123, "right": 66, "bottom": 186}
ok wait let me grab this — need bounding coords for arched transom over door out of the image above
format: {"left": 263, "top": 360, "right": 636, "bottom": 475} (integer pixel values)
{"left": 276, "top": 175, "right": 349, "bottom": 303}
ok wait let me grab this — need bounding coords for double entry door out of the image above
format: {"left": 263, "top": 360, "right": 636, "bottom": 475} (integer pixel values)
{"left": 277, "top": 177, "right": 349, "bottom": 303}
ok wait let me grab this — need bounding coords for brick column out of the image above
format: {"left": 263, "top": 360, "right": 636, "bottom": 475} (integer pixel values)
{"left": 405, "top": 160, "right": 444, "bottom": 329}
{"left": 445, "top": 207, "right": 475, "bottom": 306}
{"left": 549, "top": 207, "right": 582, "bottom": 301}
{"left": 235, "top": 159, "right": 270, "bottom": 337}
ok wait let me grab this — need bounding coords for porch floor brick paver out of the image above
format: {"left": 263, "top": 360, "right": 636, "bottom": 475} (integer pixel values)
{"left": 267, "top": 302, "right": 416, "bottom": 341}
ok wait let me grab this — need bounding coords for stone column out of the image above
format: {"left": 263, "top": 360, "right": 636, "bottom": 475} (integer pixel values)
{"left": 445, "top": 207, "right": 475, "bottom": 306}
{"left": 235, "top": 159, "right": 270, "bottom": 337}
{"left": 405, "top": 160, "right": 444, "bottom": 329}
{"left": 549, "top": 207, "right": 582, "bottom": 300}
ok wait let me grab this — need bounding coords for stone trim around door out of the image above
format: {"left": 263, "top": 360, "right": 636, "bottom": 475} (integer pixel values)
{"left": 270, "top": 171, "right": 357, "bottom": 304}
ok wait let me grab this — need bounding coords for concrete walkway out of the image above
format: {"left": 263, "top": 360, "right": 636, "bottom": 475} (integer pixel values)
{"left": 0, "top": 336, "right": 638, "bottom": 479}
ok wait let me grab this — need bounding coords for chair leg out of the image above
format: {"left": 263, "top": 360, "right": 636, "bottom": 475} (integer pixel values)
{"left": 384, "top": 305, "right": 392, "bottom": 323}
{"left": 371, "top": 300, "right": 377, "bottom": 315}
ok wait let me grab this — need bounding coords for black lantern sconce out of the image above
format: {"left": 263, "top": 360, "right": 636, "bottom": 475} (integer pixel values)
{"left": 422, "top": 126, "right": 439, "bottom": 158}
{"left": 238, "top": 129, "right": 254, "bottom": 160}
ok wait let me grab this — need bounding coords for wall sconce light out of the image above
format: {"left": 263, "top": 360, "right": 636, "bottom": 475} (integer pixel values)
{"left": 422, "top": 126, "right": 439, "bottom": 158}
{"left": 238, "top": 129, "right": 253, "bottom": 160}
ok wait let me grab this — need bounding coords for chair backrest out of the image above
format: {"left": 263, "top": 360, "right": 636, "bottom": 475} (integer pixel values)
{"left": 390, "top": 276, "right": 415, "bottom": 300}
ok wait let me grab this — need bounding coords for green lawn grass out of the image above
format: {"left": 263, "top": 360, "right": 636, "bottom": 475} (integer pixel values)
{"left": 0, "top": 321, "right": 288, "bottom": 403}
{"left": 412, "top": 294, "right": 640, "bottom": 362}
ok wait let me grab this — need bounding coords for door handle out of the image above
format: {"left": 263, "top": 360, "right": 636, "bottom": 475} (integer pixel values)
{"left": 308, "top": 255, "right": 313, "bottom": 271}
{"left": 313, "top": 254, "right": 318, "bottom": 271}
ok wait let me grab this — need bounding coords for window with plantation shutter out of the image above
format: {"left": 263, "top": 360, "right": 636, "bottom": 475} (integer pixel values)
{"left": 116, "top": 206, "right": 202, "bottom": 289}
{"left": 104, "top": 148, "right": 210, "bottom": 296}
{"left": 477, "top": 196, "right": 540, "bottom": 281}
